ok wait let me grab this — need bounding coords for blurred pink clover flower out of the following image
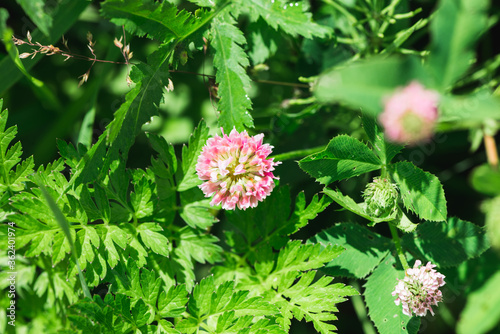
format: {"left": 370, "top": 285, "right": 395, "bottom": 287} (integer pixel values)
{"left": 379, "top": 81, "right": 440, "bottom": 145}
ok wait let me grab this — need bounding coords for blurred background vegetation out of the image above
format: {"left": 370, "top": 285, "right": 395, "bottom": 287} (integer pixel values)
{"left": 1, "top": 0, "right": 500, "bottom": 333}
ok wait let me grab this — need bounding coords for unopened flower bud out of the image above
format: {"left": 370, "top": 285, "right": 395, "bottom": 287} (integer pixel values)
{"left": 362, "top": 177, "right": 398, "bottom": 217}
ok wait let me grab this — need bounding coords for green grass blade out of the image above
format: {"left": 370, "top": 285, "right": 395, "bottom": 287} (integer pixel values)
{"left": 34, "top": 174, "right": 92, "bottom": 299}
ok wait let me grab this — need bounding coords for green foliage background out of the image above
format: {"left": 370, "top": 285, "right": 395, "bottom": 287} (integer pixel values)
{"left": 0, "top": 0, "right": 500, "bottom": 333}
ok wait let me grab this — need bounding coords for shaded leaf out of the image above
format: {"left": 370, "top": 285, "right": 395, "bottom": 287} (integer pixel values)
{"left": 299, "top": 135, "right": 381, "bottom": 185}
{"left": 314, "top": 57, "right": 426, "bottom": 116}
{"left": 389, "top": 162, "right": 447, "bottom": 222}
{"left": 309, "top": 222, "right": 391, "bottom": 278}
{"left": 16, "top": 0, "right": 53, "bottom": 36}
{"left": 177, "top": 120, "right": 209, "bottom": 192}
{"left": 401, "top": 218, "right": 490, "bottom": 268}
{"left": 428, "top": 0, "right": 489, "bottom": 91}
{"left": 101, "top": 0, "right": 212, "bottom": 43}
{"left": 457, "top": 269, "right": 500, "bottom": 334}
{"left": 240, "top": 0, "right": 332, "bottom": 38}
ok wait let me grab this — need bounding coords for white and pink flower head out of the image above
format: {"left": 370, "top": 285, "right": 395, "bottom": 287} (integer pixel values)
{"left": 196, "top": 127, "right": 281, "bottom": 210}
{"left": 379, "top": 81, "right": 440, "bottom": 145}
{"left": 392, "top": 260, "right": 446, "bottom": 317}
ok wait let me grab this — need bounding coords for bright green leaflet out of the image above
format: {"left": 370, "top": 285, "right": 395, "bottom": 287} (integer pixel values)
{"left": 389, "top": 161, "right": 447, "bottom": 222}
{"left": 299, "top": 135, "right": 381, "bottom": 185}
{"left": 210, "top": 13, "right": 254, "bottom": 131}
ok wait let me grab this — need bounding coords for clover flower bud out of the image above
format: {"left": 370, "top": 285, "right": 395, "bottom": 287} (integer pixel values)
{"left": 392, "top": 260, "right": 446, "bottom": 317}
{"left": 379, "top": 81, "right": 439, "bottom": 145}
{"left": 196, "top": 127, "right": 280, "bottom": 210}
{"left": 362, "top": 177, "right": 399, "bottom": 217}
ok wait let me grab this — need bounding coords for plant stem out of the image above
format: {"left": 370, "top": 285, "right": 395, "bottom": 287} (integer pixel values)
{"left": 350, "top": 280, "right": 377, "bottom": 334}
{"left": 484, "top": 134, "right": 498, "bottom": 170}
{"left": 270, "top": 145, "right": 325, "bottom": 161}
{"left": 389, "top": 223, "right": 409, "bottom": 271}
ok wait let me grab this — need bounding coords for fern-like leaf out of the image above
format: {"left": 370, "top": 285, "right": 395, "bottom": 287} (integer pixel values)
{"left": 211, "top": 13, "right": 254, "bottom": 131}
{"left": 237, "top": 0, "right": 332, "bottom": 38}
{"left": 0, "top": 105, "right": 34, "bottom": 195}
{"left": 101, "top": 0, "right": 213, "bottom": 43}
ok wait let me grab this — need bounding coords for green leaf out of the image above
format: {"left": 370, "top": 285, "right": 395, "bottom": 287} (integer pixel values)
{"left": 15, "top": 0, "right": 53, "bottom": 36}
{"left": 401, "top": 218, "right": 490, "bottom": 267}
{"left": 175, "top": 227, "right": 223, "bottom": 264}
{"left": 393, "top": 210, "right": 418, "bottom": 233}
{"left": 272, "top": 240, "right": 344, "bottom": 275}
{"left": 0, "top": 0, "right": 89, "bottom": 96}
{"left": 439, "top": 92, "right": 500, "bottom": 123}
{"left": 457, "top": 269, "right": 500, "bottom": 334}
{"left": 0, "top": 107, "right": 34, "bottom": 195}
{"left": 147, "top": 132, "right": 178, "bottom": 176}
{"left": 77, "top": 226, "right": 100, "bottom": 265}
{"left": 314, "top": 57, "right": 426, "bottom": 116}
{"left": 187, "top": 0, "right": 216, "bottom": 7}
{"left": 248, "top": 20, "right": 280, "bottom": 64}
{"left": 101, "top": 0, "right": 213, "bottom": 43}
{"left": 274, "top": 271, "right": 358, "bottom": 333}
{"left": 225, "top": 186, "right": 331, "bottom": 257}
{"left": 211, "top": 14, "right": 254, "bottom": 131}
{"left": 364, "top": 256, "right": 421, "bottom": 334}
{"left": 292, "top": 191, "right": 332, "bottom": 233}
{"left": 57, "top": 140, "right": 85, "bottom": 169}
{"left": 239, "top": 0, "right": 332, "bottom": 38}
{"left": 428, "top": 0, "right": 489, "bottom": 91}
{"left": 323, "top": 188, "right": 393, "bottom": 224}
{"left": 470, "top": 163, "right": 500, "bottom": 196}
{"left": 158, "top": 285, "right": 189, "bottom": 318}
{"left": 137, "top": 223, "right": 169, "bottom": 257}
{"left": 1, "top": 10, "right": 63, "bottom": 113}
{"left": 106, "top": 52, "right": 168, "bottom": 154}
{"left": 182, "top": 276, "right": 279, "bottom": 332}
{"left": 99, "top": 225, "right": 129, "bottom": 269}
{"left": 389, "top": 162, "right": 447, "bottom": 222}
{"left": 34, "top": 177, "right": 92, "bottom": 299}
{"left": 309, "top": 223, "right": 391, "bottom": 278}
{"left": 299, "top": 135, "right": 381, "bottom": 185}
{"left": 52, "top": 229, "right": 73, "bottom": 265}
{"left": 177, "top": 120, "right": 209, "bottom": 192}
{"left": 130, "top": 170, "right": 155, "bottom": 219}
{"left": 362, "top": 115, "right": 402, "bottom": 164}
{"left": 70, "top": 293, "right": 153, "bottom": 333}
{"left": 9, "top": 213, "right": 56, "bottom": 257}
{"left": 93, "top": 183, "right": 111, "bottom": 223}
{"left": 187, "top": 275, "right": 214, "bottom": 319}
{"left": 180, "top": 199, "right": 219, "bottom": 229}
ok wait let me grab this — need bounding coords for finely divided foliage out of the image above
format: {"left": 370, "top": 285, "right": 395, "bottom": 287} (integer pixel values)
{"left": 0, "top": 0, "right": 354, "bottom": 332}
{"left": 2, "top": 0, "right": 497, "bottom": 333}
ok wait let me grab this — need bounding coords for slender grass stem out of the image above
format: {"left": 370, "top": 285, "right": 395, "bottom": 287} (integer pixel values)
{"left": 350, "top": 280, "right": 377, "bottom": 334}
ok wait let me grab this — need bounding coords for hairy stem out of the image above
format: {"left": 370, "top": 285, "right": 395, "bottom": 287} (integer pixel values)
{"left": 389, "top": 223, "right": 409, "bottom": 271}
{"left": 271, "top": 145, "right": 325, "bottom": 161}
